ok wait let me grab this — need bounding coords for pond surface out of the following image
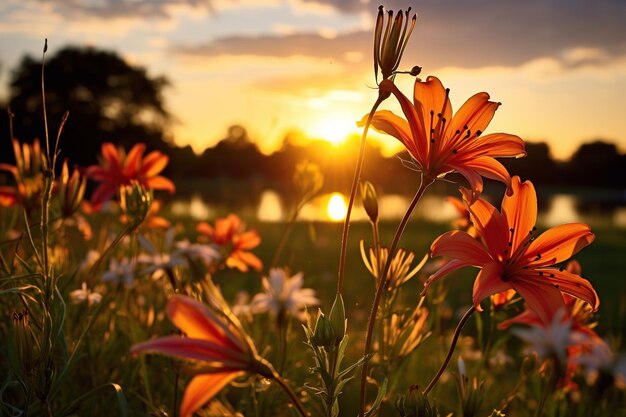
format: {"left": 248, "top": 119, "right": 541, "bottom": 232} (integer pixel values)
{"left": 167, "top": 189, "right": 626, "bottom": 228}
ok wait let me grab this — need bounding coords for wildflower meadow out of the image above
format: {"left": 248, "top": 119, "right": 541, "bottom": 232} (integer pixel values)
{"left": 1, "top": 5, "right": 625, "bottom": 417}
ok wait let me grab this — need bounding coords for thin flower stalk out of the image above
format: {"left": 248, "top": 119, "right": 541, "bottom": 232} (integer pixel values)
{"left": 358, "top": 175, "right": 433, "bottom": 416}
{"left": 338, "top": 6, "right": 418, "bottom": 295}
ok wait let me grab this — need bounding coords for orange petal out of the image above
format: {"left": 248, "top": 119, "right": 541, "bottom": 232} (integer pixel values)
{"left": 430, "top": 230, "right": 492, "bottom": 265}
{"left": 451, "top": 164, "right": 484, "bottom": 203}
{"left": 525, "top": 224, "right": 595, "bottom": 267}
{"left": 445, "top": 93, "right": 499, "bottom": 147}
{"left": 145, "top": 176, "right": 176, "bottom": 193}
{"left": 538, "top": 268, "right": 599, "bottom": 311}
{"left": 379, "top": 79, "right": 428, "bottom": 163}
{"left": 180, "top": 372, "right": 243, "bottom": 417}
{"left": 467, "top": 133, "right": 526, "bottom": 158}
{"left": 456, "top": 156, "right": 512, "bottom": 192}
{"left": 235, "top": 230, "right": 261, "bottom": 250}
{"left": 492, "top": 289, "right": 516, "bottom": 308}
{"left": 225, "top": 255, "right": 249, "bottom": 272}
{"left": 464, "top": 196, "right": 509, "bottom": 260}
{"left": 130, "top": 335, "right": 247, "bottom": 364}
{"left": 167, "top": 296, "right": 243, "bottom": 351}
{"left": 502, "top": 176, "right": 537, "bottom": 253}
{"left": 101, "top": 143, "right": 121, "bottom": 169}
{"left": 196, "top": 222, "right": 214, "bottom": 237}
{"left": 413, "top": 76, "right": 451, "bottom": 147}
{"left": 512, "top": 277, "right": 565, "bottom": 325}
{"left": 123, "top": 143, "right": 146, "bottom": 177}
{"left": 142, "top": 151, "right": 169, "bottom": 177}
{"left": 422, "top": 259, "right": 473, "bottom": 295}
{"left": 230, "top": 251, "right": 263, "bottom": 272}
{"left": 368, "top": 110, "right": 421, "bottom": 162}
{"left": 472, "top": 260, "right": 509, "bottom": 311}
{"left": 498, "top": 308, "right": 542, "bottom": 330}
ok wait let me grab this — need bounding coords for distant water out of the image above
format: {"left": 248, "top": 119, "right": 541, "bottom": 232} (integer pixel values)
{"left": 167, "top": 190, "right": 626, "bottom": 228}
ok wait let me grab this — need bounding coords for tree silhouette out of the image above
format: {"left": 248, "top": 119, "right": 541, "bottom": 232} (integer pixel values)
{"left": 4, "top": 46, "right": 171, "bottom": 167}
{"left": 566, "top": 141, "right": 625, "bottom": 187}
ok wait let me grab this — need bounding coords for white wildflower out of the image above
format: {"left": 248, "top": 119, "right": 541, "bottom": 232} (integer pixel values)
{"left": 251, "top": 268, "right": 319, "bottom": 321}
{"left": 70, "top": 282, "right": 102, "bottom": 306}
{"left": 102, "top": 257, "right": 136, "bottom": 287}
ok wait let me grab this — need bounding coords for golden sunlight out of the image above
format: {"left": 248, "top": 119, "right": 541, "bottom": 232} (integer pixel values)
{"left": 326, "top": 192, "right": 347, "bottom": 221}
{"left": 308, "top": 115, "right": 354, "bottom": 146}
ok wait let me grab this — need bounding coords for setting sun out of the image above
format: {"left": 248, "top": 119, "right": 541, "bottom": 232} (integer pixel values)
{"left": 308, "top": 115, "right": 355, "bottom": 146}
{"left": 327, "top": 192, "right": 347, "bottom": 221}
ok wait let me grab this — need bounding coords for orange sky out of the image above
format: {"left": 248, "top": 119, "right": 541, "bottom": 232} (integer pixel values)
{"left": 1, "top": 0, "right": 625, "bottom": 160}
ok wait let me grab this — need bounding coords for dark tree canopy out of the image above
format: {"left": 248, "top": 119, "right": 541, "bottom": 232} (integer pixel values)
{"left": 4, "top": 46, "right": 172, "bottom": 167}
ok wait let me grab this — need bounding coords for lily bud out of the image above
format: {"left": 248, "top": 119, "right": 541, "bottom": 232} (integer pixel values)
{"left": 59, "top": 160, "right": 87, "bottom": 217}
{"left": 312, "top": 312, "right": 336, "bottom": 349}
{"left": 328, "top": 293, "right": 346, "bottom": 346}
{"left": 395, "top": 385, "right": 436, "bottom": 417}
{"left": 119, "top": 181, "right": 153, "bottom": 227}
{"left": 359, "top": 180, "right": 378, "bottom": 224}
{"left": 373, "top": 6, "right": 417, "bottom": 83}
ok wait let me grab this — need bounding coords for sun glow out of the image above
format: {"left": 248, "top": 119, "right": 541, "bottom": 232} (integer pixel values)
{"left": 308, "top": 115, "right": 355, "bottom": 146}
{"left": 326, "top": 193, "right": 347, "bottom": 221}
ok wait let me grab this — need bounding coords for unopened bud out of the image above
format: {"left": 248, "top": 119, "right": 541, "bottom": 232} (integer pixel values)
{"left": 59, "top": 160, "right": 87, "bottom": 217}
{"left": 395, "top": 385, "right": 435, "bottom": 417}
{"left": 359, "top": 180, "right": 378, "bottom": 224}
{"left": 328, "top": 293, "right": 346, "bottom": 345}
{"left": 293, "top": 160, "right": 324, "bottom": 202}
{"left": 119, "top": 181, "right": 153, "bottom": 226}
{"left": 12, "top": 309, "right": 36, "bottom": 376}
{"left": 313, "top": 312, "right": 336, "bottom": 349}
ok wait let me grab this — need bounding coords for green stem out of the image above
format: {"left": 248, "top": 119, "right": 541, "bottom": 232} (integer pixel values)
{"left": 358, "top": 176, "right": 432, "bottom": 416}
{"left": 423, "top": 305, "right": 477, "bottom": 396}
{"left": 272, "top": 371, "right": 308, "bottom": 417}
{"left": 336, "top": 94, "right": 386, "bottom": 295}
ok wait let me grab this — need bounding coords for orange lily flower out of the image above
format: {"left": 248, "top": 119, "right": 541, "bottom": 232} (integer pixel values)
{"left": 425, "top": 176, "right": 599, "bottom": 324}
{"left": 197, "top": 214, "right": 263, "bottom": 272}
{"left": 0, "top": 139, "right": 46, "bottom": 211}
{"left": 86, "top": 142, "right": 175, "bottom": 209}
{"left": 365, "top": 77, "right": 526, "bottom": 201}
{"left": 132, "top": 293, "right": 273, "bottom": 417}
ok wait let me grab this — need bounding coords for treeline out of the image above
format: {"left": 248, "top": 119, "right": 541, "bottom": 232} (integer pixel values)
{"left": 1, "top": 46, "right": 624, "bottom": 194}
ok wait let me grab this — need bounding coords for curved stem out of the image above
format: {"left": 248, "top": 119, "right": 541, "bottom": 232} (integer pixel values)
{"left": 423, "top": 305, "right": 477, "bottom": 396}
{"left": 272, "top": 371, "right": 308, "bottom": 417}
{"left": 271, "top": 204, "right": 301, "bottom": 269}
{"left": 358, "top": 176, "right": 432, "bottom": 416}
{"left": 336, "top": 93, "right": 386, "bottom": 295}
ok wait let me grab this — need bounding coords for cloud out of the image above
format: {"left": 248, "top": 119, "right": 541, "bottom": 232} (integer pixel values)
{"left": 173, "top": 0, "right": 626, "bottom": 71}
{"left": 29, "top": 0, "right": 215, "bottom": 19}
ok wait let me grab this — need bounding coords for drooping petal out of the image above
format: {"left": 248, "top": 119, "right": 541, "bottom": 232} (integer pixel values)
{"left": 167, "top": 296, "right": 243, "bottom": 351}
{"left": 498, "top": 308, "right": 543, "bottom": 330}
{"left": 130, "top": 336, "right": 248, "bottom": 365}
{"left": 422, "top": 259, "right": 474, "bottom": 295}
{"left": 502, "top": 177, "right": 537, "bottom": 252}
{"left": 512, "top": 277, "right": 565, "bottom": 325}
{"left": 452, "top": 164, "right": 484, "bottom": 203}
{"left": 180, "top": 372, "right": 243, "bottom": 417}
{"left": 524, "top": 223, "right": 594, "bottom": 268}
{"left": 456, "top": 156, "right": 512, "bottom": 192}
{"left": 537, "top": 268, "right": 599, "bottom": 311}
{"left": 472, "top": 260, "right": 509, "bottom": 311}
{"left": 229, "top": 251, "right": 263, "bottom": 272}
{"left": 0, "top": 187, "right": 18, "bottom": 207}
{"left": 464, "top": 194, "right": 509, "bottom": 260}
{"left": 430, "top": 230, "right": 492, "bottom": 265}
{"left": 145, "top": 175, "right": 176, "bottom": 193}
